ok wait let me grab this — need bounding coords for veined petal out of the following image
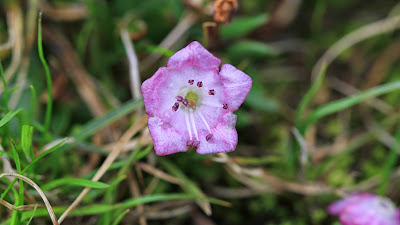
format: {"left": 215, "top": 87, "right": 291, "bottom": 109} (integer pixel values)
{"left": 148, "top": 117, "right": 188, "bottom": 156}
{"left": 141, "top": 67, "right": 167, "bottom": 116}
{"left": 141, "top": 41, "right": 252, "bottom": 156}
{"left": 328, "top": 193, "right": 373, "bottom": 215}
{"left": 328, "top": 193, "right": 400, "bottom": 225}
{"left": 167, "top": 41, "right": 221, "bottom": 69}
{"left": 219, "top": 64, "right": 252, "bottom": 111}
{"left": 196, "top": 113, "right": 238, "bottom": 155}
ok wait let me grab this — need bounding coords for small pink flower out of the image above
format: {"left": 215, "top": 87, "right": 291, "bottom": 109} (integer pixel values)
{"left": 328, "top": 193, "right": 400, "bottom": 225}
{"left": 141, "top": 41, "right": 252, "bottom": 156}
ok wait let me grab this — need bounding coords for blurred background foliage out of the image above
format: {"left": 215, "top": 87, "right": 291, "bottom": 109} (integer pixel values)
{"left": 1, "top": 0, "right": 400, "bottom": 224}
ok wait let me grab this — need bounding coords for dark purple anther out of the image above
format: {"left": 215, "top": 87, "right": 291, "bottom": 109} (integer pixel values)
{"left": 208, "top": 89, "right": 215, "bottom": 95}
{"left": 176, "top": 96, "right": 184, "bottom": 102}
{"left": 188, "top": 80, "right": 194, "bottom": 85}
{"left": 186, "top": 140, "right": 194, "bottom": 146}
{"left": 172, "top": 102, "right": 179, "bottom": 111}
{"left": 223, "top": 104, "right": 228, "bottom": 109}
{"left": 206, "top": 134, "right": 213, "bottom": 141}
{"left": 192, "top": 141, "right": 200, "bottom": 147}
{"left": 182, "top": 99, "right": 189, "bottom": 106}
{"left": 197, "top": 81, "right": 203, "bottom": 88}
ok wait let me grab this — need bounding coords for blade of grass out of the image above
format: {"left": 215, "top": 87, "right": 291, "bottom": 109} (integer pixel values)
{"left": 41, "top": 178, "right": 111, "bottom": 191}
{"left": 159, "top": 159, "right": 212, "bottom": 215}
{"left": 10, "top": 139, "right": 21, "bottom": 173}
{"left": 295, "top": 62, "right": 327, "bottom": 124}
{"left": 111, "top": 209, "right": 130, "bottom": 225}
{"left": 10, "top": 185, "right": 20, "bottom": 225}
{"left": 10, "top": 140, "right": 23, "bottom": 225}
{"left": 25, "top": 204, "right": 38, "bottom": 225}
{"left": 58, "top": 115, "right": 148, "bottom": 224}
{"left": 301, "top": 80, "right": 400, "bottom": 133}
{"left": 28, "top": 85, "right": 37, "bottom": 121}
{"left": 0, "top": 139, "right": 66, "bottom": 200}
{"left": 21, "top": 125, "right": 34, "bottom": 161}
{"left": 378, "top": 123, "right": 400, "bottom": 195}
{"left": 0, "top": 109, "right": 23, "bottom": 128}
{"left": 17, "top": 193, "right": 229, "bottom": 221}
{"left": 0, "top": 61, "right": 9, "bottom": 112}
{"left": 23, "top": 139, "right": 66, "bottom": 174}
{"left": 0, "top": 173, "right": 59, "bottom": 225}
{"left": 72, "top": 98, "right": 143, "bottom": 141}
{"left": 37, "top": 11, "right": 53, "bottom": 144}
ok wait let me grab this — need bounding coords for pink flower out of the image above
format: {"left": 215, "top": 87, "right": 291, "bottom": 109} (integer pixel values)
{"left": 328, "top": 193, "right": 400, "bottom": 225}
{"left": 141, "top": 41, "right": 252, "bottom": 156}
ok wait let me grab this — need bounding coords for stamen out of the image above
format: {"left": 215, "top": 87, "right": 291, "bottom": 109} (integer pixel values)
{"left": 197, "top": 111, "right": 212, "bottom": 134}
{"left": 208, "top": 89, "right": 215, "bottom": 95}
{"left": 186, "top": 140, "right": 194, "bottom": 146}
{"left": 189, "top": 109, "right": 199, "bottom": 141}
{"left": 176, "top": 96, "right": 184, "bottom": 102}
{"left": 192, "top": 141, "right": 200, "bottom": 147}
{"left": 188, "top": 80, "right": 194, "bottom": 85}
{"left": 182, "top": 99, "right": 189, "bottom": 107}
{"left": 172, "top": 102, "right": 179, "bottom": 111}
{"left": 223, "top": 103, "right": 228, "bottom": 109}
{"left": 184, "top": 112, "right": 193, "bottom": 140}
{"left": 206, "top": 134, "right": 213, "bottom": 141}
{"left": 197, "top": 81, "right": 203, "bottom": 88}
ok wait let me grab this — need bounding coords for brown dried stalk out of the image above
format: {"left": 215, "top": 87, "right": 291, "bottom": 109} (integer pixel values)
{"left": 57, "top": 115, "right": 148, "bottom": 224}
{"left": 312, "top": 14, "right": 400, "bottom": 80}
{"left": 0, "top": 173, "right": 59, "bottom": 225}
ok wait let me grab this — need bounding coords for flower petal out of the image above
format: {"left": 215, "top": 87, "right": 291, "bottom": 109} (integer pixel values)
{"left": 196, "top": 113, "right": 238, "bottom": 155}
{"left": 141, "top": 67, "right": 167, "bottom": 116}
{"left": 219, "top": 64, "right": 252, "bottom": 111}
{"left": 167, "top": 41, "right": 221, "bottom": 69}
{"left": 148, "top": 116, "right": 188, "bottom": 156}
{"left": 328, "top": 193, "right": 372, "bottom": 215}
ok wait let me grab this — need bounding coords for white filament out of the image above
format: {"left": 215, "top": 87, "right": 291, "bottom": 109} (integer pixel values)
{"left": 189, "top": 109, "right": 199, "bottom": 141}
{"left": 197, "top": 111, "right": 212, "bottom": 134}
{"left": 184, "top": 111, "right": 193, "bottom": 140}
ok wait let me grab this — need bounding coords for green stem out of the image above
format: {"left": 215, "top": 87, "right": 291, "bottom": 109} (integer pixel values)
{"left": 378, "top": 125, "right": 400, "bottom": 195}
{"left": 37, "top": 12, "right": 53, "bottom": 144}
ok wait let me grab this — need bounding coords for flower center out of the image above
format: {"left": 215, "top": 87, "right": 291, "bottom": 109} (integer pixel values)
{"left": 185, "top": 91, "right": 198, "bottom": 107}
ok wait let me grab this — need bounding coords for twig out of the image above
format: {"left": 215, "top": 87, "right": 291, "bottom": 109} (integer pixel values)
{"left": 312, "top": 14, "right": 400, "bottom": 80}
{"left": 0, "top": 3, "right": 24, "bottom": 94}
{"left": 57, "top": 114, "right": 148, "bottom": 224}
{"left": 0, "top": 173, "right": 59, "bottom": 225}
{"left": 137, "top": 162, "right": 183, "bottom": 185}
{"left": 120, "top": 28, "right": 143, "bottom": 115}
{"left": 0, "top": 7, "right": 15, "bottom": 53}
{"left": 127, "top": 172, "right": 147, "bottom": 225}
{"left": 0, "top": 198, "right": 40, "bottom": 211}
{"left": 145, "top": 205, "right": 192, "bottom": 220}
{"left": 9, "top": 0, "right": 39, "bottom": 109}
{"left": 291, "top": 127, "right": 309, "bottom": 166}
